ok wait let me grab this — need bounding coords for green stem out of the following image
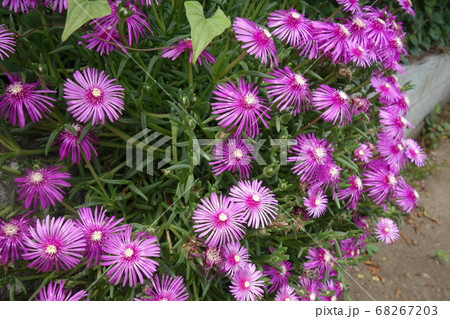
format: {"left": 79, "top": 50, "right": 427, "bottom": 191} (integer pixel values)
{"left": 82, "top": 152, "right": 110, "bottom": 200}
{"left": 118, "top": 20, "right": 128, "bottom": 46}
{"left": 0, "top": 135, "right": 16, "bottom": 152}
{"left": 60, "top": 199, "right": 77, "bottom": 215}
{"left": 0, "top": 61, "right": 9, "bottom": 74}
{"left": 86, "top": 265, "right": 113, "bottom": 292}
{"left": 187, "top": 62, "right": 193, "bottom": 87}
{"left": 146, "top": 112, "right": 170, "bottom": 118}
{"left": 104, "top": 122, "right": 133, "bottom": 142}
{"left": 0, "top": 205, "right": 13, "bottom": 218}
{"left": 294, "top": 115, "right": 322, "bottom": 135}
{"left": 151, "top": 4, "right": 166, "bottom": 33}
{"left": 1, "top": 165, "right": 21, "bottom": 176}
{"left": 216, "top": 51, "right": 248, "bottom": 79}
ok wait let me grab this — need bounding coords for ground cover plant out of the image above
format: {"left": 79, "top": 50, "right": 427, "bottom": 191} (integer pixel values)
{"left": 0, "top": 0, "right": 428, "bottom": 301}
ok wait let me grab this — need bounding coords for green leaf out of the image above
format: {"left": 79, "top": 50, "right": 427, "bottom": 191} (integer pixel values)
{"left": 62, "top": 0, "right": 111, "bottom": 41}
{"left": 185, "top": 1, "right": 231, "bottom": 63}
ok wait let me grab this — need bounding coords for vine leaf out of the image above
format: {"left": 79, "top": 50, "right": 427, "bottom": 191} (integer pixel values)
{"left": 185, "top": 1, "right": 231, "bottom": 63}
{"left": 62, "top": 0, "right": 111, "bottom": 41}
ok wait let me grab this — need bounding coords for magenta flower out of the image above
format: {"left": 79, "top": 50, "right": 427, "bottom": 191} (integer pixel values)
{"left": 2, "top": 0, "right": 37, "bottom": 13}
{"left": 288, "top": 133, "right": 333, "bottom": 183}
{"left": 14, "top": 166, "right": 71, "bottom": 210}
{"left": 76, "top": 206, "right": 125, "bottom": 267}
{"left": 161, "top": 38, "right": 215, "bottom": 65}
{"left": 229, "top": 179, "right": 278, "bottom": 229}
{"left": 310, "top": 162, "right": 342, "bottom": 190}
{"left": 140, "top": 274, "right": 189, "bottom": 301}
{"left": 264, "top": 66, "right": 312, "bottom": 115}
{"left": 23, "top": 215, "right": 85, "bottom": 273}
{"left": 339, "top": 238, "right": 360, "bottom": 259}
{"left": 211, "top": 78, "right": 270, "bottom": 138}
{"left": 221, "top": 242, "right": 250, "bottom": 276}
{"left": 320, "top": 280, "right": 343, "bottom": 301}
{"left": 366, "top": 17, "right": 391, "bottom": 49}
{"left": 337, "top": 175, "right": 363, "bottom": 210}
{"left": 336, "top": 0, "right": 361, "bottom": 13}
{"left": 380, "top": 35, "right": 407, "bottom": 65}
{"left": 397, "top": 0, "right": 415, "bottom": 16}
{"left": 304, "top": 247, "right": 335, "bottom": 279}
{"left": 350, "top": 44, "right": 374, "bottom": 68}
{"left": 371, "top": 73, "right": 401, "bottom": 102}
{"left": 312, "top": 21, "right": 352, "bottom": 64}
{"left": 229, "top": 264, "right": 264, "bottom": 301}
{"left": 35, "top": 281, "right": 88, "bottom": 301}
{"left": 101, "top": 226, "right": 160, "bottom": 287}
{"left": 354, "top": 143, "right": 373, "bottom": 163}
{"left": 298, "top": 276, "right": 322, "bottom": 301}
{"left": 64, "top": 68, "right": 125, "bottom": 125}
{"left": 233, "top": 17, "right": 278, "bottom": 67}
{"left": 0, "top": 24, "right": 16, "bottom": 60}
{"left": 405, "top": 139, "right": 426, "bottom": 167}
{"left": 346, "top": 16, "right": 370, "bottom": 48}
{"left": 395, "top": 177, "right": 419, "bottom": 214}
{"left": 312, "top": 85, "right": 352, "bottom": 126}
{"left": 303, "top": 188, "right": 328, "bottom": 219}
{"left": 375, "top": 218, "right": 399, "bottom": 244}
{"left": 192, "top": 193, "right": 246, "bottom": 247}
{"left": 275, "top": 285, "right": 299, "bottom": 301}
{"left": 59, "top": 123, "right": 98, "bottom": 164}
{"left": 0, "top": 215, "right": 32, "bottom": 265}
{"left": 209, "top": 135, "right": 254, "bottom": 179}
{"left": 362, "top": 160, "right": 398, "bottom": 205}
{"left": 263, "top": 260, "right": 293, "bottom": 293}
{"left": 379, "top": 110, "right": 411, "bottom": 139}
{"left": 267, "top": 9, "right": 312, "bottom": 47}
{"left": 383, "top": 93, "right": 410, "bottom": 115}
{"left": 43, "top": 0, "right": 67, "bottom": 13}
{"left": 0, "top": 73, "right": 56, "bottom": 127}
{"left": 80, "top": 25, "right": 125, "bottom": 56}
{"left": 377, "top": 134, "right": 407, "bottom": 168}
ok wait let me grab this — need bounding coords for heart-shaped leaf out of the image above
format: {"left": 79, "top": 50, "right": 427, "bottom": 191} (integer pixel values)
{"left": 185, "top": 1, "right": 231, "bottom": 63}
{"left": 62, "top": 0, "right": 112, "bottom": 41}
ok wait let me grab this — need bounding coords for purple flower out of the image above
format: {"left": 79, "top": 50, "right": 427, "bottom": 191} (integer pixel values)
{"left": 362, "top": 160, "right": 398, "bottom": 205}
{"left": 304, "top": 247, "right": 334, "bottom": 278}
{"left": 337, "top": 175, "right": 363, "bottom": 210}
{"left": 288, "top": 133, "right": 333, "bottom": 183}
{"left": 192, "top": 193, "right": 246, "bottom": 247}
{"left": 35, "top": 281, "right": 88, "bottom": 301}
{"left": 320, "top": 280, "right": 343, "bottom": 301}
{"left": 233, "top": 17, "right": 278, "bottom": 67}
{"left": 229, "top": 179, "right": 278, "bottom": 229}
{"left": 397, "top": 0, "right": 415, "bottom": 16}
{"left": 14, "top": 166, "right": 71, "bottom": 210}
{"left": 346, "top": 16, "right": 370, "bottom": 48}
{"left": 161, "top": 38, "right": 215, "bottom": 65}
{"left": 43, "top": 0, "right": 67, "bottom": 13}
{"left": 311, "top": 21, "right": 352, "bottom": 64}
{"left": 377, "top": 133, "right": 407, "bottom": 168}
{"left": 0, "top": 73, "right": 56, "bottom": 127}
{"left": 2, "top": 0, "right": 37, "bottom": 13}
{"left": 64, "top": 68, "right": 125, "bottom": 125}
{"left": 0, "top": 24, "right": 16, "bottom": 60}
{"left": 221, "top": 242, "right": 250, "bottom": 276}
{"left": 275, "top": 285, "right": 299, "bottom": 301}
{"left": 366, "top": 17, "right": 391, "bottom": 49}
{"left": 59, "top": 123, "right": 98, "bottom": 164}
{"left": 140, "top": 274, "right": 189, "bottom": 301}
{"left": 101, "top": 226, "right": 160, "bottom": 287}
{"left": 351, "top": 95, "right": 370, "bottom": 116}
{"left": 379, "top": 110, "right": 411, "bottom": 139}
{"left": 209, "top": 135, "right": 254, "bottom": 179}
{"left": 267, "top": 9, "right": 312, "bottom": 47}
{"left": 298, "top": 276, "right": 321, "bottom": 301}
{"left": 264, "top": 66, "right": 312, "bottom": 115}
{"left": 303, "top": 188, "right": 328, "bottom": 219}
{"left": 380, "top": 35, "right": 407, "bottom": 65}
{"left": 375, "top": 218, "right": 399, "bottom": 244}
{"left": 350, "top": 44, "right": 374, "bottom": 68}
{"left": 0, "top": 215, "right": 32, "bottom": 265}
{"left": 371, "top": 73, "right": 401, "bottom": 102}
{"left": 383, "top": 93, "right": 410, "bottom": 115}
{"left": 23, "top": 215, "right": 85, "bottom": 273}
{"left": 211, "top": 78, "right": 270, "bottom": 138}
{"left": 76, "top": 206, "right": 125, "bottom": 267}
{"left": 310, "top": 162, "right": 342, "bottom": 190}
{"left": 80, "top": 25, "right": 125, "bottom": 56}
{"left": 395, "top": 177, "right": 419, "bottom": 214}
{"left": 354, "top": 143, "right": 373, "bottom": 163}
{"left": 339, "top": 238, "right": 360, "bottom": 259}
{"left": 263, "top": 260, "right": 293, "bottom": 293}
{"left": 336, "top": 0, "right": 361, "bottom": 13}
{"left": 229, "top": 264, "right": 264, "bottom": 301}
{"left": 405, "top": 139, "right": 426, "bottom": 167}
{"left": 312, "top": 85, "right": 352, "bottom": 126}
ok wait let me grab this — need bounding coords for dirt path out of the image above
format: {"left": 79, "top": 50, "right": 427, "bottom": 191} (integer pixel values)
{"left": 345, "top": 141, "right": 450, "bottom": 301}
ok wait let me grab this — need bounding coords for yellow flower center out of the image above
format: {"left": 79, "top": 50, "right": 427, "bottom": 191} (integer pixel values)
{"left": 30, "top": 172, "right": 44, "bottom": 184}
{"left": 91, "top": 88, "right": 102, "bottom": 97}
{"left": 8, "top": 83, "right": 23, "bottom": 95}
{"left": 3, "top": 224, "right": 19, "bottom": 237}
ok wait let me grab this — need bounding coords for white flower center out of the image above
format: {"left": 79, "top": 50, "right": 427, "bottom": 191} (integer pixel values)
{"left": 314, "top": 198, "right": 321, "bottom": 206}
{"left": 377, "top": 18, "right": 386, "bottom": 26}
{"left": 329, "top": 167, "right": 339, "bottom": 178}
{"left": 354, "top": 18, "right": 366, "bottom": 28}
{"left": 124, "top": 248, "right": 134, "bottom": 258}
{"left": 3, "top": 224, "right": 19, "bottom": 237}
{"left": 310, "top": 293, "right": 316, "bottom": 301}
{"left": 356, "top": 46, "right": 364, "bottom": 53}
{"left": 8, "top": 83, "right": 23, "bottom": 95}
{"left": 263, "top": 29, "right": 272, "bottom": 38}
{"left": 91, "top": 88, "right": 102, "bottom": 97}
{"left": 358, "top": 149, "right": 365, "bottom": 156}
{"left": 400, "top": 116, "right": 408, "bottom": 126}
{"left": 244, "top": 93, "right": 257, "bottom": 106}
{"left": 395, "top": 37, "right": 403, "bottom": 48}
{"left": 291, "top": 12, "right": 300, "bottom": 19}
{"left": 234, "top": 255, "right": 240, "bottom": 262}
{"left": 324, "top": 251, "right": 332, "bottom": 263}
{"left": 384, "top": 83, "right": 391, "bottom": 89}
{"left": 339, "top": 24, "right": 350, "bottom": 37}
{"left": 30, "top": 171, "right": 44, "bottom": 184}
{"left": 404, "top": 96, "right": 410, "bottom": 106}
{"left": 397, "top": 143, "right": 404, "bottom": 152}
{"left": 384, "top": 227, "right": 390, "bottom": 233}
{"left": 331, "top": 295, "right": 337, "bottom": 302}
{"left": 355, "top": 177, "right": 363, "bottom": 190}
{"left": 233, "top": 149, "right": 244, "bottom": 159}
{"left": 388, "top": 173, "right": 397, "bottom": 186}
{"left": 285, "top": 297, "right": 291, "bottom": 301}
{"left": 91, "top": 231, "right": 102, "bottom": 242}
{"left": 244, "top": 281, "right": 250, "bottom": 288}
{"left": 338, "top": 90, "right": 348, "bottom": 100}
{"left": 294, "top": 74, "right": 306, "bottom": 85}
{"left": 314, "top": 147, "right": 326, "bottom": 159}
{"left": 252, "top": 194, "right": 261, "bottom": 202}
{"left": 46, "top": 245, "right": 57, "bottom": 255}
{"left": 413, "top": 190, "right": 419, "bottom": 199}
{"left": 219, "top": 213, "right": 228, "bottom": 221}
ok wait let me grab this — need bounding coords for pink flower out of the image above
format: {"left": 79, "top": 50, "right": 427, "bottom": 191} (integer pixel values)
{"left": 192, "top": 193, "right": 246, "bottom": 247}
{"left": 59, "top": 123, "right": 98, "bottom": 164}
{"left": 377, "top": 133, "right": 407, "bottom": 168}
{"left": 312, "top": 85, "right": 352, "bottom": 126}
{"left": 263, "top": 260, "right": 293, "bottom": 293}
{"left": 80, "top": 25, "right": 125, "bottom": 56}
{"left": 379, "top": 109, "right": 411, "bottom": 139}
{"left": 35, "top": 281, "right": 88, "bottom": 301}
{"left": 2, "top": 0, "right": 37, "bottom": 13}
{"left": 371, "top": 73, "right": 402, "bottom": 102}
{"left": 161, "top": 38, "right": 215, "bottom": 65}
{"left": 336, "top": 0, "right": 361, "bottom": 13}
{"left": 229, "top": 264, "right": 264, "bottom": 301}
{"left": 267, "top": 9, "right": 312, "bottom": 47}
{"left": 354, "top": 143, "right": 373, "bottom": 163}
{"left": 101, "top": 226, "right": 160, "bottom": 287}
{"left": 298, "top": 277, "right": 322, "bottom": 301}
{"left": 275, "top": 285, "right": 299, "bottom": 301}
{"left": 264, "top": 66, "right": 312, "bottom": 115}
{"left": 233, "top": 17, "right": 278, "bottom": 67}
{"left": 397, "top": 0, "right": 415, "bottom": 16}
{"left": 395, "top": 177, "right": 419, "bottom": 214}
{"left": 0, "top": 215, "right": 32, "bottom": 265}
{"left": 303, "top": 188, "right": 328, "bottom": 219}
{"left": 14, "top": 166, "right": 71, "bottom": 210}
{"left": 229, "top": 179, "right": 278, "bottom": 229}
{"left": 0, "top": 73, "right": 56, "bottom": 127}
{"left": 351, "top": 95, "right": 370, "bottom": 116}
{"left": 221, "top": 242, "right": 250, "bottom": 276}
{"left": 304, "top": 247, "right": 335, "bottom": 279}
{"left": 23, "top": 215, "right": 85, "bottom": 273}
{"left": 43, "top": 0, "right": 67, "bottom": 13}
{"left": 310, "top": 162, "right": 342, "bottom": 190}
{"left": 211, "top": 77, "right": 270, "bottom": 138}
{"left": 0, "top": 24, "right": 16, "bottom": 60}
{"left": 64, "top": 68, "right": 125, "bottom": 125}
{"left": 139, "top": 274, "right": 189, "bottom": 301}
{"left": 362, "top": 160, "right": 398, "bottom": 205}
{"left": 375, "top": 218, "right": 399, "bottom": 244}
{"left": 337, "top": 175, "right": 363, "bottom": 210}
{"left": 311, "top": 21, "right": 352, "bottom": 64}
{"left": 405, "top": 139, "right": 426, "bottom": 167}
